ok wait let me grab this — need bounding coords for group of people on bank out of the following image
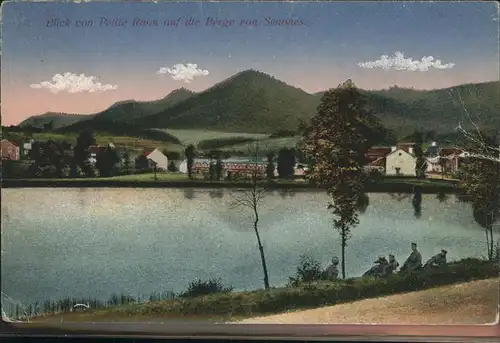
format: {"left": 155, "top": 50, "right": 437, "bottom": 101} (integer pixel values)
{"left": 324, "top": 243, "right": 448, "bottom": 280}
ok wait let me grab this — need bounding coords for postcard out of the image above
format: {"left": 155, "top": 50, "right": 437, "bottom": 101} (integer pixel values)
{"left": 1, "top": 0, "right": 499, "bottom": 328}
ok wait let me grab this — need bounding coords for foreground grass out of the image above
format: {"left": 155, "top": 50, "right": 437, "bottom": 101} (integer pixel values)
{"left": 31, "top": 259, "right": 499, "bottom": 322}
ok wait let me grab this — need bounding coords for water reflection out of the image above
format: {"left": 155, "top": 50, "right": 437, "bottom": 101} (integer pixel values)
{"left": 412, "top": 186, "right": 422, "bottom": 218}
{"left": 436, "top": 191, "right": 448, "bottom": 203}
{"left": 183, "top": 188, "right": 195, "bottom": 199}
{"left": 208, "top": 188, "right": 224, "bottom": 199}
{"left": 357, "top": 193, "right": 370, "bottom": 214}
{"left": 278, "top": 188, "right": 296, "bottom": 199}
{"left": 388, "top": 193, "right": 411, "bottom": 202}
{"left": 1, "top": 188, "right": 489, "bottom": 308}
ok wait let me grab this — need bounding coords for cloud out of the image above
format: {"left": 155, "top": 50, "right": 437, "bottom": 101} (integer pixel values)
{"left": 358, "top": 52, "right": 455, "bottom": 71}
{"left": 157, "top": 63, "right": 209, "bottom": 83}
{"left": 30, "top": 72, "right": 118, "bottom": 93}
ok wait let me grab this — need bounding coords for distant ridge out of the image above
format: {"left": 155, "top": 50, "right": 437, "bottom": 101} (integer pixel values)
{"left": 19, "top": 70, "right": 499, "bottom": 136}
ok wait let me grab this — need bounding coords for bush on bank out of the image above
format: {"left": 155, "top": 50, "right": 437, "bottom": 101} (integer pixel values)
{"left": 108, "top": 258, "right": 498, "bottom": 318}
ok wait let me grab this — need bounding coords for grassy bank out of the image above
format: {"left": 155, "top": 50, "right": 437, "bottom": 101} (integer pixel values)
{"left": 2, "top": 175, "right": 461, "bottom": 193}
{"left": 30, "top": 259, "right": 499, "bottom": 322}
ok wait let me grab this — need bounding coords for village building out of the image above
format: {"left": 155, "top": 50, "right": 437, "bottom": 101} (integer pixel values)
{"left": 179, "top": 158, "right": 267, "bottom": 178}
{"left": 385, "top": 145, "right": 416, "bottom": 176}
{"left": 144, "top": 148, "right": 169, "bottom": 171}
{"left": 88, "top": 145, "right": 100, "bottom": 165}
{"left": 425, "top": 142, "right": 440, "bottom": 157}
{"left": 22, "top": 139, "right": 35, "bottom": 158}
{"left": 364, "top": 147, "right": 392, "bottom": 173}
{"left": 1, "top": 139, "right": 20, "bottom": 161}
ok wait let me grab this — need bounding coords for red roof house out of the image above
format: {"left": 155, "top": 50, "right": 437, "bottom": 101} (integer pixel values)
{"left": 1, "top": 139, "right": 20, "bottom": 161}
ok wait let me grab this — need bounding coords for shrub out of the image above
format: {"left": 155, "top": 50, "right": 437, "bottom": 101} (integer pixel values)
{"left": 115, "top": 258, "right": 499, "bottom": 319}
{"left": 288, "top": 254, "right": 326, "bottom": 287}
{"left": 178, "top": 278, "right": 233, "bottom": 298}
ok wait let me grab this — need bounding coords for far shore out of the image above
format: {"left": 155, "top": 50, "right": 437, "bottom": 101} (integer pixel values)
{"left": 1, "top": 176, "right": 462, "bottom": 194}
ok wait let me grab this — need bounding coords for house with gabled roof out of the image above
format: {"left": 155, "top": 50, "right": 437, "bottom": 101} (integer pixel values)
{"left": 385, "top": 146, "right": 417, "bottom": 176}
{"left": 144, "top": 148, "right": 169, "bottom": 171}
{"left": 1, "top": 139, "right": 20, "bottom": 161}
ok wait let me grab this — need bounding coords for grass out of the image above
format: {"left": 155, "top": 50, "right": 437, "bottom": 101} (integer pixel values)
{"left": 27, "top": 258, "right": 499, "bottom": 323}
{"left": 221, "top": 136, "right": 302, "bottom": 153}
{"left": 2, "top": 175, "right": 462, "bottom": 193}
{"left": 160, "top": 129, "right": 268, "bottom": 146}
{"left": 31, "top": 133, "right": 183, "bottom": 153}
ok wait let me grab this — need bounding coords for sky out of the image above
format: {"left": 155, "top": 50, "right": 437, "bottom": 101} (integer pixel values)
{"left": 1, "top": 1, "right": 499, "bottom": 126}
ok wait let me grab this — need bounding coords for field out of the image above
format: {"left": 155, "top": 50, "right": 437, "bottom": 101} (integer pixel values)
{"left": 31, "top": 133, "right": 183, "bottom": 153}
{"left": 155, "top": 129, "right": 300, "bottom": 152}
{"left": 160, "top": 129, "right": 268, "bottom": 146}
{"left": 222, "top": 136, "right": 302, "bottom": 153}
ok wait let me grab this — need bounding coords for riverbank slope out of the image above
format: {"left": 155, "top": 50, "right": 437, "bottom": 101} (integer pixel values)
{"left": 28, "top": 259, "right": 498, "bottom": 323}
{"left": 237, "top": 277, "right": 499, "bottom": 325}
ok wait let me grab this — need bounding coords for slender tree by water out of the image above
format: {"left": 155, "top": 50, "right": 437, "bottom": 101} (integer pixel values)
{"left": 302, "top": 79, "right": 385, "bottom": 279}
{"left": 230, "top": 142, "right": 270, "bottom": 289}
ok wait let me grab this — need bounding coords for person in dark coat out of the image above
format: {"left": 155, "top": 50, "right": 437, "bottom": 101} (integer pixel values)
{"left": 424, "top": 249, "right": 448, "bottom": 268}
{"left": 400, "top": 243, "right": 422, "bottom": 273}
{"left": 384, "top": 254, "right": 399, "bottom": 275}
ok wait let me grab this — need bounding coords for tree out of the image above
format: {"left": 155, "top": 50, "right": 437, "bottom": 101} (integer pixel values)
{"left": 215, "top": 156, "right": 224, "bottom": 181}
{"left": 265, "top": 152, "right": 275, "bottom": 180}
{"left": 277, "top": 148, "right": 295, "bottom": 178}
{"left": 95, "top": 146, "right": 121, "bottom": 177}
{"left": 230, "top": 141, "right": 270, "bottom": 290}
{"left": 74, "top": 130, "right": 96, "bottom": 176}
{"left": 302, "top": 79, "right": 385, "bottom": 279}
{"left": 167, "top": 160, "right": 177, "bottom": 172}
{"left": 413, "top": 131, "right": 427, "bottom": 179}
{"left": 460, "top": 140, "right": 499, "bottom": 260}
{"left": 450, "top": 88, "right": 500, "bottom": 260}
{"left": 135, "top": 154, "right": 150, "bottom": 172}
{"left": 123, "top": 150, "right": 131, "bottom": 174}
{"left": 185, "top": 144, "right": 196, "bottom": 179}
{"left": 28, "top": 140, "right": 73, "bottom": 178}
{"left": 164, "top": 150, "right": 182, "bottom": 161}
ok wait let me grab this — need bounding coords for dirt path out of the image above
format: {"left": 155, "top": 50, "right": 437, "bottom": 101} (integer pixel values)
{"left": 237, "top": 278, "right": 499, "bottom": 325}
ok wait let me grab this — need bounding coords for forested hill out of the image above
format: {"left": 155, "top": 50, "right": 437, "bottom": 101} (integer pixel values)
{"left": 20, "top": 70, "right": 499, "bottom": 136}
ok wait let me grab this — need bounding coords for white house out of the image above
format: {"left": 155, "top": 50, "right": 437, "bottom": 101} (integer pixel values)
{"left": 145, "top": 149, "right": 169, "bottom": 171}
{"left": 426, "top": 155, "right": 443, "bottom": 173}
{"left": 22, "top": 139, "right": 34, "bottom": 157}
{"left": 385, "top": 146, "right": 416, "bottom": 176}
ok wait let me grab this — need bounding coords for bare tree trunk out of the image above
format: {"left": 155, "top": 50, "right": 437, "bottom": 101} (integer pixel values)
{"left": 489, "top": 227, "right": 494, "bottom": 260}
{"left": 485, "top": 225, "right": 491, "bottom": 260}
{"left": 488, "top": 214, "right": 494, "bottom": 260}
{"left": 341, "top": 231, "right": 346, "bottom": 279}
{"left": 253, "top": 201, "right": 270, "bottom": 289}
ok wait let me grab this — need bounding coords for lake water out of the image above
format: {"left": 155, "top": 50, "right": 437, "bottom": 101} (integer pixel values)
{"left": 0, "top": 188, "right": 489, "bottom": 307}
